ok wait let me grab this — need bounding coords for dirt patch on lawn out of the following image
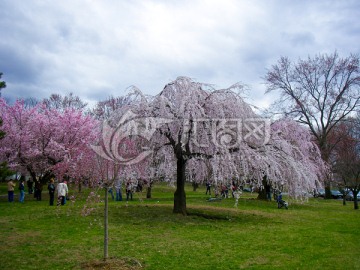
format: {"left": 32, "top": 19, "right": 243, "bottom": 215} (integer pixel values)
{"left": 80, "top": 257, "right": 143, "bottom": 270}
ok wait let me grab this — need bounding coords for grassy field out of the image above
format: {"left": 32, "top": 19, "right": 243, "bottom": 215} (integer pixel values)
{"left": 0, "top": 182, "right": 359, "bottom": 270}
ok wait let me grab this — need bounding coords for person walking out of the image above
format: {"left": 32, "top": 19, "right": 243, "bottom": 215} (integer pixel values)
{"left": 48, "top": 178, "right": 56, "bottom": 206}
{"left": 7, "top": 179, "right": 16, "bottom": 202}
{"left": 19, "top": 179, "right": 25, "bottom": 203}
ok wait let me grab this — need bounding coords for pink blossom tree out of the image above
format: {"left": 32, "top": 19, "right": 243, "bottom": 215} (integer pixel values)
{"left": 0, "top": 98, "right": 99, "bottom": 186}
{"left": 95, "top": 77, "right": 326, "bottom": 215}
{"left": 0, "top": 72, "right": 6, "bottom": 97}
{"left": 0, "top": 73, "right": 11, "bottom": 179}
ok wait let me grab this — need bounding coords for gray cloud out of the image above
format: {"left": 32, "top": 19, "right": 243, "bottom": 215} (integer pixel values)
{"left": 0, "top": 0, "right": 359, "bottom": 110}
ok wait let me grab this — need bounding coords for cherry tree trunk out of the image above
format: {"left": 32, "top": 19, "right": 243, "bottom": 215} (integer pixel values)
{"left": 146, "top": 186, "right": 152, "bottom": 199}
{"left": 324, "top": 186, "right": 332, "bottom": 200}
{"left": 354, "top": 196, "right": 359, "bottom": 210}
{"left": 146, "top": 181, "right": 153, "bottom": 198}
{"left": 257, "top": 176, "right": 270, "bottom": 201}
{"left": 173, "top": 157, "right": 187, "bottom": 215}
{"left": 321, "top": 152, "right": 332, "bottom": 200}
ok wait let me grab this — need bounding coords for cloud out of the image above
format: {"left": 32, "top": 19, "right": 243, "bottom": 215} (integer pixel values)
{"left": 0, "top": 0, "right": 359, "bottom": 110}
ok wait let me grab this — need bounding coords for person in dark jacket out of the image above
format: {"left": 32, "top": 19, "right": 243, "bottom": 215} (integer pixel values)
{"left": 48, "top": 178, "right": 56, "bottom": 206}
{"left": 34, "top": 178, "right": 42, "bottom": 201}
{"left": 27, "top": 179, "right": 33, "bottom": 194}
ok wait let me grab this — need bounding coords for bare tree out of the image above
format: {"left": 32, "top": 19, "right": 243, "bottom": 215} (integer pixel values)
{"left": 43, "top": 93, "right": 88, "bottom": 111}
{"left": 0, "top": 72, "right": 6, "bottom": 97}
{"left": 90, "top": 96, "right": 131, "bottom": 120}
{"left": 264, "top": 52, "right": 360, "bottom": 198}
{"left": 0, "top": 72, "right": 6, "bottom": 137}
{"left": 23, "top": 97, "right": 39, "bottom": 108}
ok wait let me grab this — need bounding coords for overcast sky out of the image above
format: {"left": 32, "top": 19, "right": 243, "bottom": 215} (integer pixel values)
{"left": 1, "top": 0, "right": 359, "bottom": 110}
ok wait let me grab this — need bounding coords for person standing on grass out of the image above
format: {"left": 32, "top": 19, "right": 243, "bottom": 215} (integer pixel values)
{"left": 63, "top": 181, "right": 69, "bottom": 204}
{"left": 126, "top": 181, "right": 133, "bottom": 201}
{"left": 34, "top": 178, "right": 42, "bottom": 201}
{"left": 108, "top": 184, "right": 115, "bottom": 200}
{"left": 19, "top": 179, "right": 25, "bottom": 203}
{"left": 265, "top": 185, "right": 272, "bottom": 201}
{"left": 7, "top": 179, "right": 16, "bottom": 202}
{"left": 231, "top": 181, "right": 237, "bottom": 198}
{"left": 57, "top": 180, "right": 68, "bottom": 206}
{"left": 115, "top": 179, "right": 122, "bottom": 201}
{"left": 48, "top": 178, "right": 56, "bottom": 206}
{"left": 27, "top": 178, "right": 33, "bottom": 194}
{"left": 221, "top": 184, "right": 228, "bottom": 198}
{"left": 206, "top": 181, "right": 211, "bottom": 195}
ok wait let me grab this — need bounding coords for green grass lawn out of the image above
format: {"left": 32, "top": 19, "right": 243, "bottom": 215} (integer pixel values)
{"left": 0, "top": 183, "right": 359, "bottom": 270}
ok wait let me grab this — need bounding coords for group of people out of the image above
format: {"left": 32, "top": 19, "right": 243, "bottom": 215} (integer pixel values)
{"left": 107, "top": 181, "right": 123, "bottom": 201}
{"left": 18, "top": 178, "right": 45, "bottom": 201}
{"left": 107, "top": 180, "right": 140, "bottom": 202}
{"left": 206, "top": 181, "right": 240, "bottom": 198}
{"left": 205, "top": 180, "right": 289, "bottom": 209}
{"left": 7, "top": 177, "right": 68, "bottom": 206}
{"left": 7, "top": 179, "right": 26, "bottom": 203}
{"left": 8, "top": 176, "right": 143, "bottom": 205}
{"left": 47, "top": 178, "right": 69, "bottom": 206}
{"left": 7, "top": 178, "right": 35, "bottom": 203}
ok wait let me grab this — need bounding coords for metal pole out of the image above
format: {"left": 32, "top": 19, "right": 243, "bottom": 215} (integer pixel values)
{"left": 104, "top": 184, "right": 109, "bottom": 260}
